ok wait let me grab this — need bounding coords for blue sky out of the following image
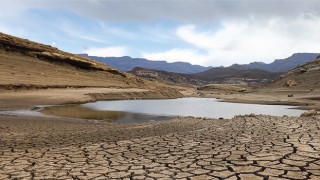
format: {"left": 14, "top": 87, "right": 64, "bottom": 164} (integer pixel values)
{"left": 1, "top": 0, "right": 320, "bottom": 66}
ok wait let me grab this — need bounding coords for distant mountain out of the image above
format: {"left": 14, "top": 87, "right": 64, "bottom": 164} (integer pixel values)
{"left": 230, "top": 53, "right": 320, "bottom": 72}
{"left": 79, "top": 54, "right": 211, "bottom": 74}
{"left": 81, "top": 53, "right": 318, "bottom": 75}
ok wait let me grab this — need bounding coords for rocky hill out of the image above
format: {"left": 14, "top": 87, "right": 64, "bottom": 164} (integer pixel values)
{"left": 79, "top": 54, "right": 211, "bottom": 74}
{"left": 271, "top": 56, "right": 320, "bottom": 89}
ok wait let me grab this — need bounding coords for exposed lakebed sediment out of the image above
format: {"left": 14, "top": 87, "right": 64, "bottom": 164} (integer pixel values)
{"left": 1, "top": 114, "right": 320, "bottom": 179}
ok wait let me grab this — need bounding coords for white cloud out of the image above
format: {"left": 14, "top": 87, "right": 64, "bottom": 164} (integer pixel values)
{"left": 58, "top": 21, "right": 106, "bottom": 43}
{"left": 142, "top": 49, "right": 210, "bottom": 65}
{"left": 172, "top": 16, "right": 320, "bottom": 66}
{"left": 141, "top": 15, "right": 320, "bottom": 66}
{"left": 84, "top": 46, "right": 127, "bottom": 57}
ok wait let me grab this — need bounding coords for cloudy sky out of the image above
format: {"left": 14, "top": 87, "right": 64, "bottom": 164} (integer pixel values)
{"left": 1, "top": 0, "right": 320, "bottom": 66}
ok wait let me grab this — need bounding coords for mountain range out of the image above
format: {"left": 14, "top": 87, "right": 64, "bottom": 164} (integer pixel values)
{"left": 80, "top": 53, "right": 319, "bottom": 74}
{"left": 79, "top": 54, "right": 211, "bottom": 74}
{"left": 229, "top": 53, "right": 320, "bottom": 72}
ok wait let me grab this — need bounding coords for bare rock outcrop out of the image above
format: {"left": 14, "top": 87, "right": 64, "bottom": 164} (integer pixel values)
{"left": 300, "top": 109, "right": 319, "bottom": 117}
{"left": 284, "top": 79, "right": 298, "bottom": 87}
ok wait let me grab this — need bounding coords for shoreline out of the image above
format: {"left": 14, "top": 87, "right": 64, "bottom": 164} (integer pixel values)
{"left": 0, "top": 87, "right": 316, "bottom": 120}
{"left": 2, "top": 85, "right": 319, "bottom": 110}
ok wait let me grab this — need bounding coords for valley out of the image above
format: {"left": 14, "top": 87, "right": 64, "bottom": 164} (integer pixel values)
{"left": 1, "top": 32, "right": 320, "bottom": 180}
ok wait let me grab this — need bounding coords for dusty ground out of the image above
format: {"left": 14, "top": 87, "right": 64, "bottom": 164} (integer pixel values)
{"left": 1, "top": 112, "right": 320, "bottom": 179}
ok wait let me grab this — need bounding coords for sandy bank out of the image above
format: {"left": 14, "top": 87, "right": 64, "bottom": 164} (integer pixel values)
{"left": 0, "top": 87, "right": 183, "bottom": 111}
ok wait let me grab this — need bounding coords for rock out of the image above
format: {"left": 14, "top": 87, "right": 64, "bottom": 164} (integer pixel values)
{"left": 288, "top": 94, "right": 294, "bottom": 97}
{"left": 238, "top": 88, "right": 246, "bottom": 92}
{"left": 248, "top": 113, "right": 256, "bottom": 117}
{"left": 300, "top": 109, "right": 319, "bottom": 117}
{"left": 284, "top": 80, "right": 298, "bottom": 87}
{"left": 299, "top": 69, "right": 307, "bottom": 73}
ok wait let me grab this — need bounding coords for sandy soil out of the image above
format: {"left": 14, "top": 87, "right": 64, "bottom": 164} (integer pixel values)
{"left": 0, "top": 88, "right": 148, "bottom": 110}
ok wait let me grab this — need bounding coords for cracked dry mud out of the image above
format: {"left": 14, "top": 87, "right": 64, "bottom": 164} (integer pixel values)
{"left": 1, "top": 115, "right": 320, "bottom": 179}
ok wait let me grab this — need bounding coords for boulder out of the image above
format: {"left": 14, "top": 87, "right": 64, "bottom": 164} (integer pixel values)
{"left": 284, "top": 79, "right": 299, "bottom": 87}
{"left": 238, "top": 88, "right": 247, "bottom": 92}
{"left": 300, "top": 109, "right": 319, "bottom": 117}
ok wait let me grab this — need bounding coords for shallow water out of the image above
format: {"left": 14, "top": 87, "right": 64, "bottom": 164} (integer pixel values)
{"left": 82, "top": 97, "right": 305, "bottom": 119}
{"left": 37, "top": 97, "right": 307, "bottom": 124}
{"left": 41, "top": 105, "right": 171, "bottom": 124}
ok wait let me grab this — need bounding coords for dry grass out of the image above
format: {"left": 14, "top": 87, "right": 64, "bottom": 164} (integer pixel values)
{"left": 0, "top": 52, "right": 143, "bottom": 88}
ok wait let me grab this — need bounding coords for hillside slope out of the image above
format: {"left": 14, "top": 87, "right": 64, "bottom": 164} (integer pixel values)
{"left": 271, "top": 56, "right": 320, "bottom": 89}
{"left": 0, "top": 33, "right": 151, "bottom": 89}
{"left": 80, "top": 54, "right": 211, "bottom": 74}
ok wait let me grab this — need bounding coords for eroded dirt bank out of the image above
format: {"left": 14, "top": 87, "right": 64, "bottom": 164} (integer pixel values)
{"left": 0, "top": 87, "right": 183, "bottom": 111}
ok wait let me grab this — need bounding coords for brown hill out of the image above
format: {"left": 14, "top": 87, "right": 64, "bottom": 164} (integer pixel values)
{"left": 129, "top": 67, "right": 206, "bottom": 86}
{"left": 0, "top": 33, "right": 174, "bottom": 92}
{"left": 271, "top": 56, "right": 320, "bottom": 89}
{"left": 192, "top": 67, "right": 282, "bottom": 83}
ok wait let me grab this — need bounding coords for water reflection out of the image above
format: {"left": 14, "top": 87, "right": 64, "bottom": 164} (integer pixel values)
{"left": 41, "top": 97, "right": 305, "bottom": 123}
{"left": 82, "top": 97, "right": 305, "bottom": 119}
{"left": 41, "top": 105, "right": 171, "bottom": 124}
